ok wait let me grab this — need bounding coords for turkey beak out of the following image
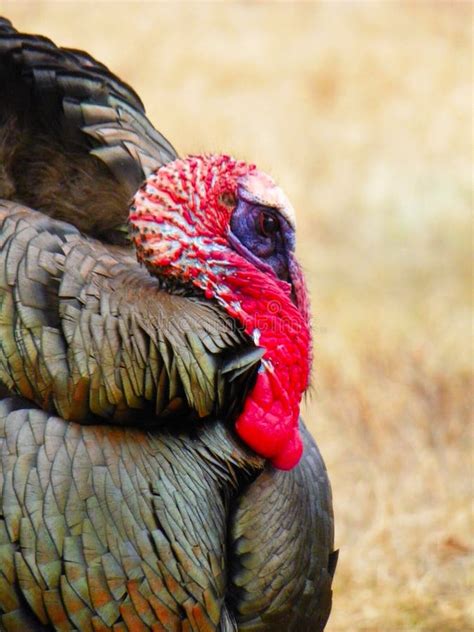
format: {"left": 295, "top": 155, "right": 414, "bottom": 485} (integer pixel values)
{"left": 288, "top": 253, "right": 310, "bottom": 324}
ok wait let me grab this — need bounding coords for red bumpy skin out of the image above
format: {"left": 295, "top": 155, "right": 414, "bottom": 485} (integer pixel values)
{"left": 129, "top": 155, "right": 311, "bottom": 470}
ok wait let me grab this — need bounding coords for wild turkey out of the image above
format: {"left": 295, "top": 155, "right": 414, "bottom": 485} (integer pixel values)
{"left": 0, "top": 17, "right": 337, "bottom": 632}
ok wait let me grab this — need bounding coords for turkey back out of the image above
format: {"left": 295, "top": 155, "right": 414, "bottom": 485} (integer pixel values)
{"left": 0, "top": 17, "right": 177, "bottom": 245}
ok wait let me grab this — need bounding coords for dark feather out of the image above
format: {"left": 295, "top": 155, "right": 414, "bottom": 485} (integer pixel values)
{"left": 0, "top": 17, "right": 177, "bottom": 245}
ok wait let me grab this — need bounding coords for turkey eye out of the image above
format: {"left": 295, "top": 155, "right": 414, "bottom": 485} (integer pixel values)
{"left": 258, "top": 211, "right": 280, "bottom": 237}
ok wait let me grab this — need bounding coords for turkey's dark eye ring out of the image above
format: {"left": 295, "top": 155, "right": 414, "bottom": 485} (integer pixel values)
{"left": 257, "top": 210, "right": 280, "bottom": 237}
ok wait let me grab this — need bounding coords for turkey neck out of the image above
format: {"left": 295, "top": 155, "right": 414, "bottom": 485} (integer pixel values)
{"left": 130, "top": 155, "right": 312, "bottom": 470}
{"left": 208, "top": 255, "right": 311, "bottom": 470}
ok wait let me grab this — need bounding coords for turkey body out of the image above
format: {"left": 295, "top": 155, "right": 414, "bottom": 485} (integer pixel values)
{"left": 0, "top": 17, "right": 337, "bottom": 632}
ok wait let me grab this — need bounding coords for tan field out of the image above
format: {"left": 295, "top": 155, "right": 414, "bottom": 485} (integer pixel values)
{"left": 3, "top": 3, "right": 473, "bottom": 630}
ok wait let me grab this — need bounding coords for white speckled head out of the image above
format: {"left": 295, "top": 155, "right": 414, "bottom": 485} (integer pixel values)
{"left": 238, "top": 171, "right": 296, "bottom": 229}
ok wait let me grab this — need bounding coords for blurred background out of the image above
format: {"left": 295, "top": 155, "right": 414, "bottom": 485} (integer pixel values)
{"left": 3, "top": 3, "right": 472, "bottom": 630}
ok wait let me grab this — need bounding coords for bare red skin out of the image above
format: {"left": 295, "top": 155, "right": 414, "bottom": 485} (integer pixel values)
{"left": 227, "top": 274, "right": 310, "bottom": 469}
{"left": 129, "top": 155, "right": 311, "bottom": 470}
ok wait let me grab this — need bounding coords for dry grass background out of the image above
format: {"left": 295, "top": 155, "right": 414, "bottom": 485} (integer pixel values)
{"left": 3, "top": 2, "right": 473, "bottom": 630}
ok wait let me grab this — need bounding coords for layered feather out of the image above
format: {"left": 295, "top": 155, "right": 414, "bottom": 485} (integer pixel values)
{"left": 0, "top": 16, "right": 176, "bottom": 244}
{"left": 0, "top": 202, "right": 263, "bottom": 424}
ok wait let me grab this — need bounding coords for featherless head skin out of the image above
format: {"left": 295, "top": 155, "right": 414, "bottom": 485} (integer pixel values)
{"left": 129, "top": 154, "right": 311, "bottom": 469}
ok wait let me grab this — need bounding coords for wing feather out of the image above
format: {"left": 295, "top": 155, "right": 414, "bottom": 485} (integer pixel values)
{"left": 0, "top": 202, "right": 260, "bottom": 427}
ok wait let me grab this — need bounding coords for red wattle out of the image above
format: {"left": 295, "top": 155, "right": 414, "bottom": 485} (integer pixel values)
{"left": 235, "top": 373, "right": 292, "bottom": 457}
{"left": 215, "top": 260, "right": 311, "bottom": 470}
{"left": 270, "top": 428, "right": 303, "bottom": 470}
{"left": 234, "top": 331, "right": 308, "bottom": 470}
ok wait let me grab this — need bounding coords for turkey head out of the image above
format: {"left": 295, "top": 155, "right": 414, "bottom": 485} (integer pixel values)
{"left": 130, "top": 154, "right": 311, "bottom": 469}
